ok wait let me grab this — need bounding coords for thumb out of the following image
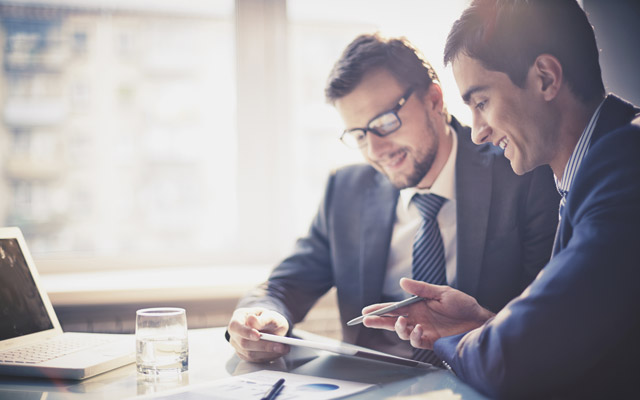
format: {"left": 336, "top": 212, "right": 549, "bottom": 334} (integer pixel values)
{"left": 245, "top": 313, "right": 265, "bottom": 330}
{"left": 253, "top": 311, "right": 287, "bottom": 334}
{"left": 400, "top": 278, "right": 444, "bottom": 299}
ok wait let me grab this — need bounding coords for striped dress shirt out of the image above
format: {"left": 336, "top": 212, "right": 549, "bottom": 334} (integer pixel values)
{"left": 554, "top": 99, "right": 605, "bottom": 219}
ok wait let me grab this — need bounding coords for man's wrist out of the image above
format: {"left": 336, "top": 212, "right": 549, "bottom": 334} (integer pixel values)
{"left": 476, "top": 308, "right": 495, "bottom": 326}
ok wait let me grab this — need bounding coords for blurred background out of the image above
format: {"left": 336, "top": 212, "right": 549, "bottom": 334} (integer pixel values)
{"left": 0, "top": 0, "right": 471, "bottom": 272}
{"left": 0, "top": 0, "right": 637, "bottom": 336}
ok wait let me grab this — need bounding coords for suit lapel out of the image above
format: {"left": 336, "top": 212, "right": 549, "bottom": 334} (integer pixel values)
{"left": 552, "top": 94, "right": 639, "bottom": 255}
{"left": 454, "top": 120, "right": 493, "bottom": 296}
{"left": 359, "top": 173, "right": 398, "bottom": 308}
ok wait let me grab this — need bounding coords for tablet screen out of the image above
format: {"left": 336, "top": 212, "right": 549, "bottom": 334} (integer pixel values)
{"left": 259, "top": 333, "right": 432, "bottom": 369}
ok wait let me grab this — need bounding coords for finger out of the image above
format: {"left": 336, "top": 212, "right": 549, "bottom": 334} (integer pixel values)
{"left": 362, "top": 315, "right": 398, "bottom": 331}
{"left": 246, "top": 314, "right": 265, "bottom": 331}
{"left": 395, "top": 316, "right": 412, "bottom": 341}
{"left": 400, "top": 278, "right": 444, "bottom": 299}
{"left": 233, "top": 336, "right": 286, "bottom": 353}
{"left": 253, "top": 313, "right": 288, "bottom": 335}
{"left": 410, "top": 324, "right": 429, "bottom": 349}
{"left": 228, "top": 318, "right": 260, "bottom": 341}
{"left": 362, "top": 302, "right": 395, "bottom": 315}
{"left": 230, "top": 335, "right": 290, "bottom": 357}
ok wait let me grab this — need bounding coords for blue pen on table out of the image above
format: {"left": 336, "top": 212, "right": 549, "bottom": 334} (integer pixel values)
{"left": 347, "top": 295, "right": 423, "bottom": 326}
{"left": 261, "top": 378, "right": 285, "bottom": 400}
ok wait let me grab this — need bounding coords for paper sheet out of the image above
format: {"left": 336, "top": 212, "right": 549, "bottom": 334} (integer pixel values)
{"left": 386, "top": 389, "right": 463, "bottom": 400}
{"left": 135, "top": 370, "right": 374, "bottom": 400}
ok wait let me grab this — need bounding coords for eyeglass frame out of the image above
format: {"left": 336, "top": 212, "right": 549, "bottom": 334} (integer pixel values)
{"left": 339, "top": 86, "right": 415, "bottom": 149}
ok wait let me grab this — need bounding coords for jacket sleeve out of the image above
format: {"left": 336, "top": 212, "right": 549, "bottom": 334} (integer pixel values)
{"left": 434, "top": 129, "right": 640, "bottom": 399}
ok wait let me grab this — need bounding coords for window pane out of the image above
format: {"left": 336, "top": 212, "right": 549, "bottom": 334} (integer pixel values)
{"left": 0, "top": 0, "right": 473, "bottom": 272}
{"left": 0, "top": 1, "right": 235, "bottom": 270}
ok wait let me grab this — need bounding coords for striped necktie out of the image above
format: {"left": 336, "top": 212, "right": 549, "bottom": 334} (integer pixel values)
{"left": 411, "top": 193, "right": 447, "bottom": 366}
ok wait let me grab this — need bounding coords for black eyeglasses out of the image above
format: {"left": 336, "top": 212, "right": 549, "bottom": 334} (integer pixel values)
{"left": 340, "top": 87, "right": 415, "bottom": 149}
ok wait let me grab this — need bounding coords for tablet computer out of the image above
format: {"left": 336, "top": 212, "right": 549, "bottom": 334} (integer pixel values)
{"left": 259, "top": 333, "right": 433, "bottom": 369}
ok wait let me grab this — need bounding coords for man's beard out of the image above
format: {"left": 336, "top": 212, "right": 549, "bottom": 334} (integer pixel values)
{"left": 387, "top": 114, "right": 439, "bottom": 189}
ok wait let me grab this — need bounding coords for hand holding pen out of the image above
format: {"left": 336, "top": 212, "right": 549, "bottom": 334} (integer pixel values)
{"left": 355, "top": 278, "right": 494, "bottom": 350}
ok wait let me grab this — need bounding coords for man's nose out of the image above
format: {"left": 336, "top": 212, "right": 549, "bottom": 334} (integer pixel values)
{"left": 365, "top": 131, "right": 391, "bottom": 159}
{"left": 471, "top": 113, "right": 491, "bottom": 145}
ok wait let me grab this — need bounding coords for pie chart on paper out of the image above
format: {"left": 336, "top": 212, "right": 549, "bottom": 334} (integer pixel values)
{"left": 297, "top": 383, "right": 340, "bottom": 391}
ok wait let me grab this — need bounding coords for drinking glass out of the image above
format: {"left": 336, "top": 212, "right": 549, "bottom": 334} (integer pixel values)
{"left": 136, "top": 307, "right": 189, "bottom": 375}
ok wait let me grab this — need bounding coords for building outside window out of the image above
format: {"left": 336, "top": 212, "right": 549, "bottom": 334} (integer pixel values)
{"left": 0, "top": 0, "right": 470, "bottom": 273}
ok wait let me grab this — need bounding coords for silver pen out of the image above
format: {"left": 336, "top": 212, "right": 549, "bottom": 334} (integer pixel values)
{"left": 347, "top": 295, "right": 423, "bottom": 326}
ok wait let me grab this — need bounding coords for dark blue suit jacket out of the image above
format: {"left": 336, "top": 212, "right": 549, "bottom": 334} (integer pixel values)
{"left": 238, "top": 118, "right": 560, "bottom": 355}
{"left": 435, "top": 95, "right": 640, "bottom": 399}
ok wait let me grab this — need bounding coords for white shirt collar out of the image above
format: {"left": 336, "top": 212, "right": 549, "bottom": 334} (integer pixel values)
{"left": 399, "top": 125, "right": 457, "bottom": 210}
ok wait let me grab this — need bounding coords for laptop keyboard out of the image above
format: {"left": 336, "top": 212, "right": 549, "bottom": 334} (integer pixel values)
{"left": 0, "top": 335, "right": 118, "bottom": 364}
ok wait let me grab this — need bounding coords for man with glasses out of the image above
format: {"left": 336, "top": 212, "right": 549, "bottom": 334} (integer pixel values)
{"left": 226, "top": 33, "right": 559, "bottom": 364}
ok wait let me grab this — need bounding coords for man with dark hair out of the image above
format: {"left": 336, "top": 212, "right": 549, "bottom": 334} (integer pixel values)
{"left": 362, "top": 1, "right": 640, "bottom": 398}
{"left": 226, "top": 33, "right": 559, "bottom": 367}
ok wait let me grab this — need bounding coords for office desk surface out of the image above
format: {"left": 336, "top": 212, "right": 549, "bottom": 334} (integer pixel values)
{"left": 0, "top": 327, "right": 487, "bottom": 399}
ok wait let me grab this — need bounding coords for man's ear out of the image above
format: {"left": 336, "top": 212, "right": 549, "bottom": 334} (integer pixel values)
{"left": 424, "top": 82, "right": 445, "bottom": 112}
{"left": 533, "top": 54, "right": 563, "bottom": 101}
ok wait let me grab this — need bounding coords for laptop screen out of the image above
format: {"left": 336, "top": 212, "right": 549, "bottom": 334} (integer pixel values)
{"left": 0, "top": 238, "right": 54, "bottom": 341}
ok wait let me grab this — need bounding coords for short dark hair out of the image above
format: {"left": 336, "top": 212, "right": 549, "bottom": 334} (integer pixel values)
{"left": 444, "top": 0, "right": 605, "bottom": 103}
{"left": 325, "top": 33, "right": 440, "bottom": 103}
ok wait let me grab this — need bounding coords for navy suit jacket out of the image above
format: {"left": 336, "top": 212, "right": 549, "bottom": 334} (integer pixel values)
{"left": 435, "top": 95, "right": 640, "bottom": 399}
{"left": 238, "top": 117, "right": 560, "bottom": 352}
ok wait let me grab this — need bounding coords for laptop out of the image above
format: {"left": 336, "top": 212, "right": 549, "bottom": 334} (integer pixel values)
{"left": 0, "top": 227, "right": 135, "bottom": 380}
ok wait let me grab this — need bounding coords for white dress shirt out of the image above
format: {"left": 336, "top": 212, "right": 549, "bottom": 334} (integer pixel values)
{"left": 381, "top": 127, "right": 458, "bottom": 301}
